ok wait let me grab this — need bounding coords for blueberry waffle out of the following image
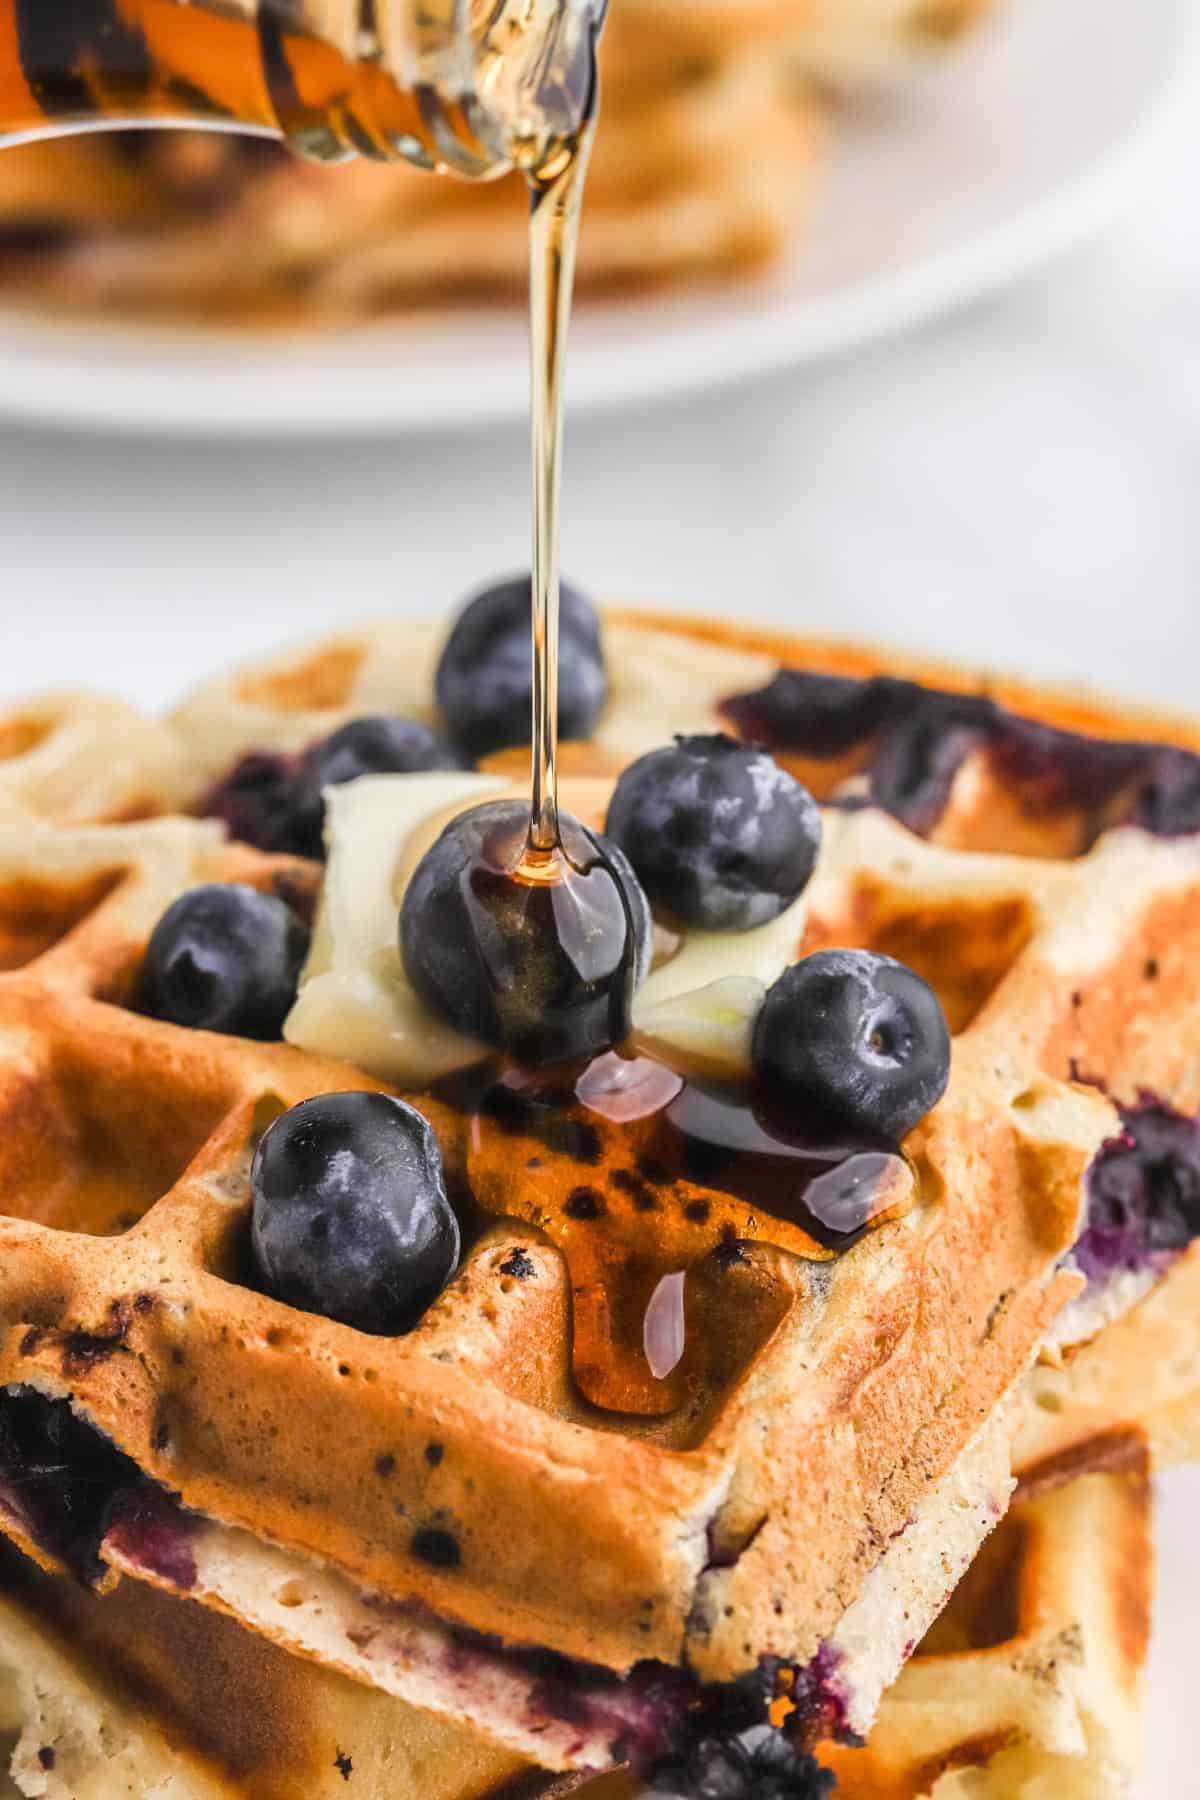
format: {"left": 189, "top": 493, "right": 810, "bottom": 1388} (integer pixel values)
{"left": 0, "top": 1448, "right": 1149, "bottom": 1797}
{"left": 0, "top": 592, "right": 1192, "bottom": 1792}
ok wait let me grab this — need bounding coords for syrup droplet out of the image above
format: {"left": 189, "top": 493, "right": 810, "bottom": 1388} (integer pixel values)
{"left": 643, "top": 1271, "right": 687, "bottom": 1380}
{"left": 574, "top": 1052, "right": 683, "bottom": 1123}
{"left": 804, "top": 1151, "right": 910, "bottom": 1236}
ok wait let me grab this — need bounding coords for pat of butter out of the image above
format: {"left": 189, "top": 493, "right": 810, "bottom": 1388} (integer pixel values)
{"left": 285, "top": 771, "right": 808, "bottom": 1085}
{"left": 284, "top": 772, "right": 504, "bottom": 1084}
{"left": 631, "top": 889, "right": 809, "bottom": 1075}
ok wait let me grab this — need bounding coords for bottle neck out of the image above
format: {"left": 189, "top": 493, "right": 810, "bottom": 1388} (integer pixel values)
{"left": 0, "top": 0, "right": 604, "bottom": 179}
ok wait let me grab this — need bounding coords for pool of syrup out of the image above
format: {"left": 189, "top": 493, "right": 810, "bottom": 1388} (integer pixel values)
{"left": 430, "top": 1053, "right": 913, "bottom": 1416}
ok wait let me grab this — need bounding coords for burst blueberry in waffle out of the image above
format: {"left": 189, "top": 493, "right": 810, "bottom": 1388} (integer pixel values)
{"left": 0, "top": 1448, "right": 1151, "bottom": 1796}
{"left": 0, "top": 592, "right": 1194, "bottom": 1795}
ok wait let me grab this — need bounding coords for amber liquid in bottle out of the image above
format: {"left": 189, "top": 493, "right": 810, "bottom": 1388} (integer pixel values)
{"left": 0, "top": 0, "right": 600, "bottom": 175}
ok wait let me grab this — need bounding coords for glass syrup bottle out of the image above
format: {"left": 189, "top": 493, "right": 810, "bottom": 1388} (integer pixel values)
{"left": 0, "top": 0, "right": 604, "bottom": 179}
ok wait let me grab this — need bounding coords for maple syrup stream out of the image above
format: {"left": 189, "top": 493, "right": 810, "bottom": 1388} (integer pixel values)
{"left": 525, "top": 129, "right": 593, "bottom": 862}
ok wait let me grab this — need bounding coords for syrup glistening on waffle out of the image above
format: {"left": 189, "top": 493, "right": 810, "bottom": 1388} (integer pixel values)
{"left": 0, "top": 601, "right": 1196, "bottom": 1789}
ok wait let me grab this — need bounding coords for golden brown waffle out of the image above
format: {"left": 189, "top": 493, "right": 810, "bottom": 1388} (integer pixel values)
{"left": 0, "top": 691, "right": 188, "bottom": 827}
{"left": 0, "top": 1536, "right": 529, "bottom": 1799}
{"left": 0, "top": 763, "right": 1143, "bottom": 1770}
{"left": 0, "top": 611, "right": 1195, "bottom": 1778}
{"left": 0, "top": 1451, "right": 1153, "bottom": 1797}
{"left": 825, "top": 1447, "right": 1152, "bottom": 1798}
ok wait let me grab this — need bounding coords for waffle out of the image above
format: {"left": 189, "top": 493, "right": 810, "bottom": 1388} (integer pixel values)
{"left": 0, "top": 1535, "right": 529, "bottom": 1799}
{"left": 0, "top": 0, "right": 996, "bottom": 324}
{"left": 818, "top": 1442, "right": 1153, "bottom": 1798}
{"left": 0, "top": 608, "right": 1196, "bottom": 1781}
{"left": 153, "top": 612, "right": 1200, "bottom": 1488}
{"left": 0, "top": 691, "right": 187, "bottom": 828}
{"left": 0, "top": 1450, "right": 1153, "bottom": 1797}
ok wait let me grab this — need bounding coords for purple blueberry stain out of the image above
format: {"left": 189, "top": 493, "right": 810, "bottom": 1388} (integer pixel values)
{"left": 199, "top": 750, "right": 302, "bottom": 855}
{"left": 0, "top": 1386, "right": 195, "bottom": 1589}
{"left": 354, "top": 1593, "right": 837, "bottom": 1792}
{"left": 1132, "top": 746, "right": 1200, "bottom": 837}
{"left": 1075, "top": 1098, "right": 1200, "bottom": 1283}
{"left": 721, "top": 666, "right": 1200, "bottom": 843}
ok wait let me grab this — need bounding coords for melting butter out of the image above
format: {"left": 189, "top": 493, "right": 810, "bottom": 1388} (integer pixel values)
{"left": 284, "top": 772, "right": 503, "bottom": 1084}
{"left": 284, "top": 771, "right": 807, "bottom": 1084}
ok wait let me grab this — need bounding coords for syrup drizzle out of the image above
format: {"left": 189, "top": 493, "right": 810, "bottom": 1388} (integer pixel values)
{"left": 527, "top": 130, "right": 593, "bottom": 858}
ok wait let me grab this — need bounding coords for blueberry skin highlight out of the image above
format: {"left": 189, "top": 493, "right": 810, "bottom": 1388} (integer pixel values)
{"left": 753, "top": 949, "right": 950, "bottom": 1140}
{"left": 605, "top": 734, "right": 822, "bottom": 932}
{"left": 287, "top": 716, "right": 465, "bottom": 857}
{"left": 137, "top": 884, "right": 309, "bottom": 1041}
{"left": 435, "top": 574, "right": 607, "bottom": 757}
{"left": 251, "top": 1092, "right": 460, "bottom": 1336}
{"left": 399, "top": 798, "right": 651, "bottom": 1066}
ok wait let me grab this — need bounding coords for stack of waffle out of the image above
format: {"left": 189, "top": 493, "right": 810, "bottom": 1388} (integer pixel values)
{"left": 0, "top": 605, "right": 1194, "bottom": 1795}
{"left": 0, "top": 0, "right": 989, "bottom": 322}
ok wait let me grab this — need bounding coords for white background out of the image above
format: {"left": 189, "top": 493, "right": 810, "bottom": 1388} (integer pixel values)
{"left": 2, "top": 121, "right": 1200, "bottom": 720}
{"left": 1, "top": 78, "right": 1200, "bottom": 1800}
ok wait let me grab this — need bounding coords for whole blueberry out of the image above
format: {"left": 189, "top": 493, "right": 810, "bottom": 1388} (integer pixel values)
{"left": 604, "top": 734, "right": 822, "bottom": 932}
{"left": 752, "top": 949, "right": 950, "bottom": 1140}
{"left": 435, "top": 575, "right": 607, "bottom": 757}
{"left": 287, "top": 716, "right": 465, "bottom": 857}
{"left": 250, "top": 1092, "right": 460, "bottom": 1336}
{"left": 399, "top": 798, "right": 650, "bottom": 1065}
{"left": 136, "top": 884, "right": 309, "bottom": 1040}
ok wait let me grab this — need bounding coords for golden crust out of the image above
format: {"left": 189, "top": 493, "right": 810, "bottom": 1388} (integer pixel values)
{"left": 824, "top": 1450, "right": 1153, "bottom": 1798}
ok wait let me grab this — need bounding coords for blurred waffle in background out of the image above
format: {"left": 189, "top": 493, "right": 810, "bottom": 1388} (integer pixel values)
{"left": 0, "top": 0, "right": 994, "bottom": 324}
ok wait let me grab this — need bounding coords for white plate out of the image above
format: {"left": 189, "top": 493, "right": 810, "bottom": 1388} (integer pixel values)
{"left": 0, "top": 0, "right": 1196, "bottom": 436}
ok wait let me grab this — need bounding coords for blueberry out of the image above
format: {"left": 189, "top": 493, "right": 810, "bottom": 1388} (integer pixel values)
{"left": 651, "top": 1727, "right": 834, "bottom": 1800}
{"left": 250, "top": 1092, "right": 460, "bottom": 1335}
{"left": 399, "top": 798, "right": 650, "bottom": 1065}
{"left": 604, "top": 734, "right": 821, "bottom": 932}
{"left": 287, "top": 717, "right": 465, "bottom": 857}
{"left": 435, "top": 575, "right": 607, "bottom": 757}
{"left": 752, "top": 949, "right": 950, "bottom": 1139}
{"left": 721, "top": 669, "right": 918, "bottom": 758}
{"left": 1076, "top": 1102, "right": 1200, "bottom": 1279}
{"left": 866, "top": 693, "right": 995, "bottom": 834}
{"left": 200, "top": 751, "right": 302, "bottom": 855}
{"left": 136, "top": 884, "right": 309, "bottom": 1040}
{"left": 1131, "top": 747, "right": 1200, "bottom": 838}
